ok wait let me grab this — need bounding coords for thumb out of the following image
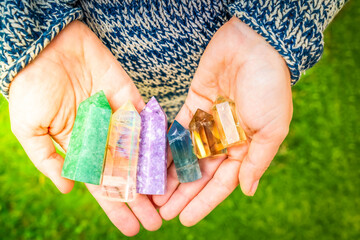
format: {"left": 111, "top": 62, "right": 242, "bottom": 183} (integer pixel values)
{"left": 239, "top": 125, "right": 289, "bottom": 196}
{"left": 13, "top": 132, "right": 74, "bottom": 194}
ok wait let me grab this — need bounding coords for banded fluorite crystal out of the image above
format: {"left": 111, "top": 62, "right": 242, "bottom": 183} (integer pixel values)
{"left": 61, "top": 91, "right": 111, "bottom": 185}
{"left": 101, "top": 101, "right": 141, "bottom": 202}
{"left": 212, "top": 96, "right": 247, "bottom": 147}
{"left": 137, "top": 97, "right": 167, "bottom": 195}
{"left": 168, "top": 120, "right": 202, "bottom": 183}
{"left": 189, "top": 109, "right": 226, "bottom": 159}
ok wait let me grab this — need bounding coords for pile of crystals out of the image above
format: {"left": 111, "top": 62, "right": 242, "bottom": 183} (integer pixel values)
{"left": 168, "top": 96, "right": 247, "bottom": 184}
{"left": 188, "top": 96, "right": 247, "bottom": 159}
{"left": 61, "top": 91, "right": 246, "bottom": 202}
{"left": 61, "top": 91, "right": 167, "bottom": 202}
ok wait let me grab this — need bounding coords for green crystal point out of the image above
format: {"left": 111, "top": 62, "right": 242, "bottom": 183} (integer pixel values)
{"left": 61, "top": 90, "right": 112, "bottom": 185}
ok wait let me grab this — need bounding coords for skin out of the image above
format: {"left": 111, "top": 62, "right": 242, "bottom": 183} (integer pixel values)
{"left": 153, "top": 17, "right": 293, "bottom": 226}
{"left": 8, "top": 17, "right": 292, "bottom": 234}
{"left": 9, "top": 21, "right": 162, "bottom": 236}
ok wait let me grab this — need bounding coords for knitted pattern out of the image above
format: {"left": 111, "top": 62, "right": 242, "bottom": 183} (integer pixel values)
{"left": 0, "top": 1, "right": 83, "bottom": 98}
{"left": 0, "top": 0, "right": 347, "bottom": 119}
{"left": 228, "top": 0, "right": 348, "bottom": 84}
{"left": 79, "top": 0, "right": 229, "bottom": 120}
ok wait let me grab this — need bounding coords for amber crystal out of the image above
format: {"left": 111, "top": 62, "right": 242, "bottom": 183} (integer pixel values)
{"left": 212, "top": 96, "right": 247, "bottom": 147}
{"left": 189, "top": 109, "right": 226, "bottom": 159}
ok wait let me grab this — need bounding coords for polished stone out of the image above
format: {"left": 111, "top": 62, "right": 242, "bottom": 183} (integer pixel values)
{"left": 189, "top": 109, "right": 226, "bottom": 159}
{"left": 212, "top": 96, "right": 247, "bottom": 147}
{"left": 61, "top": 91, "right": 112, "bottom": 185}
{"left": 101, "top": 101, "right": 141, "bottom": 202}
{"left": 168, "top": 120, "right": 201, "bottom": 183}
{"left": 137, "top": 97, "right": 167, "bottom": 195}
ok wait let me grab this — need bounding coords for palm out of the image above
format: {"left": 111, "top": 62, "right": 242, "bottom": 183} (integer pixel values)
{"left": 9, "top": 21, "right": 161, "bottom": 236}
{"left": 153, "top": 17, "right": 292, "bottom": 226}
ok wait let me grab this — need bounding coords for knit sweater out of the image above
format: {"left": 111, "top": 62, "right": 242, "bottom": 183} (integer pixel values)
{"left": 0, "top": 0, "right": 348, "bottom": 120}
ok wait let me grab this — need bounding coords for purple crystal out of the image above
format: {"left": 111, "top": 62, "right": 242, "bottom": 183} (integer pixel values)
{"left": 136, "top": 97, "right": 168, "bottom": 195}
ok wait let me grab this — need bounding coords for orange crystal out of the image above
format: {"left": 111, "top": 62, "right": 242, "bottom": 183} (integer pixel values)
{"left": 189, "top": 109, "right": 226, "bottom": 159}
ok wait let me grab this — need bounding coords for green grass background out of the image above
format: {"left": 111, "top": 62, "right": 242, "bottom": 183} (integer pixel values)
{"left": 0, "top": 2, "right": 359, "bottom": 240}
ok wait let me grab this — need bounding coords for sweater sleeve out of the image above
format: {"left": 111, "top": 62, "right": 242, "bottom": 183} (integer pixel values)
{"left": 227, "top": 0, "right": 348, "bottom": 84}
{"left": 0, "top": 0, "right": 83, "bottom": 98}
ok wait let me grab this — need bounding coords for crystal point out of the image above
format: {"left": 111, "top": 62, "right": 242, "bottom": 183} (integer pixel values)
{"left": 189, "top": 109, "right": 226, "bottom": 159}
{"left": 121, "top": 100, "right": 138, "bottom": 112}
{"left": 137, "top": 97, "right": 167, "bottom": 195}
{"left": 212, "top": 96, "right": 247, "bottom": 147}
{"left": 168, "top": 120, "right": 202, "bottom": 183}
{"left": 61, "top": 91, "right": 112, "bottom": 185}
{"left": 101, "top": 101, "right": 141, "bottom": 202}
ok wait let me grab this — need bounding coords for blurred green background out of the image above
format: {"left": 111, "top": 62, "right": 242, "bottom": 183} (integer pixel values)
{"left": 0, "top": 2, "right": 359, "bottom": 240}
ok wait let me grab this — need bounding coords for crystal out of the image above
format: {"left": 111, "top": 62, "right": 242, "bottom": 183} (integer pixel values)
{"left": 61, "top": 91, "right": 112, "bottom": 185}
{"left": 212, "top": 96, "right": 247, "bottom": 147}
{"left": 136, "top": 97, "right": 167, "bottom": 195}
{"left": 168, "top": 120, "right": 202, "bottom": 183}
{"left": 189, "top": 109, "right": 226, "bottom": 159}
{"left": 101, "top": 101, "right": 141, "bottom": 202}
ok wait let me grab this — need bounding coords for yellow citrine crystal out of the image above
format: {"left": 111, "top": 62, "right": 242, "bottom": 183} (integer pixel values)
{"left": 189, "top": 109, "right": 226, "bottom": 159}
{"left": 212, "top": 96, "right": 247, "bottom": 147}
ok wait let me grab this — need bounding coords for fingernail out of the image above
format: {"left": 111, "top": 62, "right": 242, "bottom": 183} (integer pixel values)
{"left": 249, "top": 180, "right": 259, "bottom": 196}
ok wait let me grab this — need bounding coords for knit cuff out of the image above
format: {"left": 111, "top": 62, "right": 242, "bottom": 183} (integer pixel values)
{"left": 227, "top": 1, "right": 346, "bottom": 84}
{"left": 0, "top": 4, "right": 83, "bottom": 99}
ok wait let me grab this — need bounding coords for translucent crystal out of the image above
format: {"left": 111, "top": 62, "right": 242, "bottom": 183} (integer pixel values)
{"left": 212, "top": 96, "right": 247, "bottom": 147}
{"left": 61, "top": 91, "right": 111, "bottom": 185}
{"left": 168, "top": 120, "right": 202, "bottom": 183}
{"left": 189, "top": 109, "right": 226, "bottom": 159}
{"left": 101, "top": 101, "right": 141, "bottom": 202}
{"left": 137, "top": 97, "right": 167, "bottom": 195}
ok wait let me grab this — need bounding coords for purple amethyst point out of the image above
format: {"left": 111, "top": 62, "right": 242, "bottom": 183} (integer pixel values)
{"left": 136, "top": 97, "right": 168, "bottom": 195}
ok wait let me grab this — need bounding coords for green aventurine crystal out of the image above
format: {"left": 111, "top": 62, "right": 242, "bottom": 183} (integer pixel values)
{"left": 61, "top": 91, "right": 112, "bottom": 185}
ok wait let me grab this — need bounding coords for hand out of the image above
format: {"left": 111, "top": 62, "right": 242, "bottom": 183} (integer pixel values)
{"left": 9, "top": 21, "right": 162, "bottom": 236}
{"left": 153, "top": 17, "right": 293, "bottom": 226}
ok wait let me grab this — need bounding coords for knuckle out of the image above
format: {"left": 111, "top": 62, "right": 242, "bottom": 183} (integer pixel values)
{"left": 177, "top": 187, "right": 192, "bottom": 203}
{"left": 213, "top": 174, "right": 235, "bottom": 194}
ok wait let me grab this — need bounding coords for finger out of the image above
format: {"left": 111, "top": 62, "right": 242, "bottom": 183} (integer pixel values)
{"left": 155, "top": 88, "right": 215, "bottom": 206}
{"left": 179, "top": 158, "right": 241, "bottom": 226}
{"left": 166, "top": 147, "right": 173, "bottom": 168}
{"left": 239, "top": 133, "right": 287, "bottom": 196}
{"left": 152, "top": 163, "right": 180, "bottom": 207}
{"left": 86, "top": 184, "right": 140, "bottom": 237}
{"left": 127, "top": 195, "right": 162, "bottom": 231}
{"left": 15, "top": 134, "right": 74, "bottom": 194}
{"left": 227, "top": 140, "right": 250, "bottom": 161}
{"left": 159, "top": 155, "right": 226, "bottom": 221}
{"left": 88, "top": 64, "right": 161, "bottom": 232}
{"left": 175, "top": 110, "right": 248, "bottom": 226}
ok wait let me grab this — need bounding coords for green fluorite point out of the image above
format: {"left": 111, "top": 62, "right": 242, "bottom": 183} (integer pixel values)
{"left": 167, "top": 120, "right": 202, "bottom": 183}
{"left": 61, "top": 91, "right": 112, "bottom": 185}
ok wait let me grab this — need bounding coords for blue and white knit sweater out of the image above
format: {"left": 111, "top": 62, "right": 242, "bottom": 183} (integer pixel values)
{"left": 0, "top": 0, "right": 348, "bottom": 120}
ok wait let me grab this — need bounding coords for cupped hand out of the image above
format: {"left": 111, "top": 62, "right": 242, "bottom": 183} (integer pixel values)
{"left": 8, "top": 21, "right": 161, "bottom": 236}
{"left": 153, "top": 17, "right": 293, "bottom": 226}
